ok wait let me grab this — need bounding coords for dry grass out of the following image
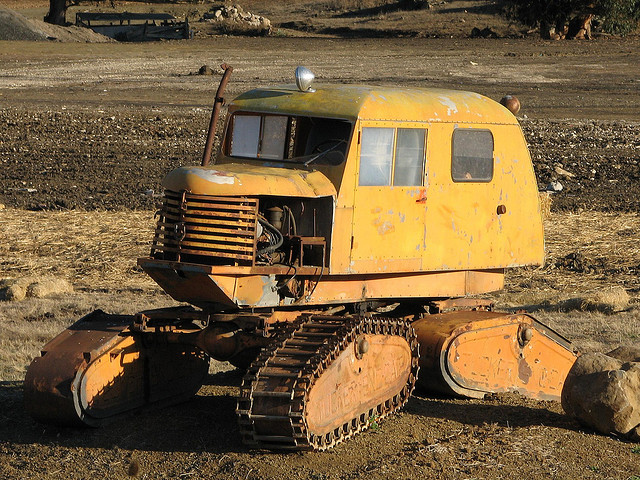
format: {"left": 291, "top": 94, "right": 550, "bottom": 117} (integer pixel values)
{"left": 538, "top": 192, "right": 552, "bottom": 220}
{"left": 495, "top": 211, "right": 640, "bottom": 354}
{"left": 534, "top": 309, "right": 640, "bottom": 354}
{"left": 544, "top": 211, "right": 640, "bottom": 283}
{"left": 503, "top": 211, "right": 640, "bottom": 304}
{"left": 0, "top": 209, "right": 160, "bottom": 293}
{"left": 323, "top": 0, "right": 389, "bottom": 10}
{"left": 0, "top": 209, "right": 177, "bottom": 380}
{"left": 0, "top": 292, "right": 180, "bottom": 381}
{"left": 6, "top": 209, "right": 636, "bottom": 299}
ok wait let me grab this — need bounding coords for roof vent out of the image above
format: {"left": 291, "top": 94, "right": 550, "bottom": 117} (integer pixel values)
{"left": 500, "top": 95, "right": 521, "bottom": 115}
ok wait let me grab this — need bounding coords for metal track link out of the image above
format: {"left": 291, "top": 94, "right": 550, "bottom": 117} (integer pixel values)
{"left": 236, "top": 315, "right": 419, "bottom": 451}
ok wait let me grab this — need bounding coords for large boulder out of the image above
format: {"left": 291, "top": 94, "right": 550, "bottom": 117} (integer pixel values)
{"left": 562, "top": 348, "right": 640, "bottom": 440}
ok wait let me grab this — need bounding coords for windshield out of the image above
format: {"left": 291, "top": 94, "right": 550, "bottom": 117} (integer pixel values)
{"left": 225, "top": 113, "right": 352, "bottom": 166}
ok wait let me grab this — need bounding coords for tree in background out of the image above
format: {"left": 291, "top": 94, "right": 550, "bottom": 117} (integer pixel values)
{"left": 44, "top": 0, "right": 67, "bottom": 25}
{"left": 504, "top": 0, "right": 640, "bottom": 37}
{"left": 598, "top": 0, "right": 640, "bottom": 33}
{"left": 45, "top": 0, "right": 117, "bottom": 26}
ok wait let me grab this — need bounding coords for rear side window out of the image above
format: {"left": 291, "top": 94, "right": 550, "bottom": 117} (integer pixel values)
{"left": 451, "top": 129, "right": 493, "bottom": 182}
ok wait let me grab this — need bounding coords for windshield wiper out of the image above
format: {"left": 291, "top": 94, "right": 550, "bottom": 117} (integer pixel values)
{"left": 304, "top": 140, "right": 346, "bottom": 167}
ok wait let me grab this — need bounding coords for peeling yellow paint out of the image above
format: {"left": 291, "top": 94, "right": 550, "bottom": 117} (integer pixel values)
{"left": 230, "top": 85, "right": 517, "bottom": 125}
{"left": 163, "top": 163, "right": 337, "bottom": 198}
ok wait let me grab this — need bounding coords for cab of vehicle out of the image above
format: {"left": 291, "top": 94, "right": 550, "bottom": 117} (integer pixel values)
{"left": 146, "top": 69, "right": 543, "bottom": 307}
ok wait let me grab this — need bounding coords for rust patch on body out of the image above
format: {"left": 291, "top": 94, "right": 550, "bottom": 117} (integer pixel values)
{"left": 518, "top": 356, "right": 533, "bottom": 384}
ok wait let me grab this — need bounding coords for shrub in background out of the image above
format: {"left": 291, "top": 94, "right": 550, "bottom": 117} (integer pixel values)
{"left": 504, "top": 0, "right": 640, "bottom": 36}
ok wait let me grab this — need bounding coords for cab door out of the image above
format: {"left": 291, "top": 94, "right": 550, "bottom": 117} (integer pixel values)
{"left": 349, "top": 122, "right": 428, "bottom": 273}
{"left": 421, "top": 124, "right": 543, "bottom": 272}
{"left": 421, "top": 125, "right": 500, "bottom": 272}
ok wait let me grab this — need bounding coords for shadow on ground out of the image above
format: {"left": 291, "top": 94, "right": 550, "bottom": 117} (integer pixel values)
{"left": 0, "top": 369, "right": 585, "bottom": 455}
{"left": 0, "top": 370, "right": 245, "bottom": 454}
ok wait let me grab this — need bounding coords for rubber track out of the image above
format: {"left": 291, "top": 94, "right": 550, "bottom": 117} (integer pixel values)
{"left": 236, "top": 315, "right": 420, "bottom": 451}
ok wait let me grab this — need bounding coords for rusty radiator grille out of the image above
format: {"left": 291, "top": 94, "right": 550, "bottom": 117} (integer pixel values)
{"left": 151, "top": 190, "right": 258, "bottom": 266}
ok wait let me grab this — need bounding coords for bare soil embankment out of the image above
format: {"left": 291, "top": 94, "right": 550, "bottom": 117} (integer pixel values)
{"left": 0, "top": 5, "right": 112, "bottom": 42}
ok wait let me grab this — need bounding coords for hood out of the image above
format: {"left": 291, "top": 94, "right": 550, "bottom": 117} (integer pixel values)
{"left": 162, "top": 163, "right": 337, "bottom": 198}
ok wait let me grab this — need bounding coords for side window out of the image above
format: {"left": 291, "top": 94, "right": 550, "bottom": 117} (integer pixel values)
{"left": 359, "top": 127, "right": 426, "bottom": 187}
{"left": 451, "top": 129, "right": 494, "bottom": 182}
{"left": 359, "top": 127, "right": 394, "bottom": 186}
{"left": 394, "top": 128, "right": 425, "bottom": 186}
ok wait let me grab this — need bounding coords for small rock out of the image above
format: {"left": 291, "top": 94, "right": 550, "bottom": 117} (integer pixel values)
{"left": 579, "top": 286, "right": 630, "bottom": 313}
{"left": 554, "top": 165, "right": 576, "bottom": 178}
{"left": 198, "top": 65, "right": 214, "bottom": 75}
{"left": 470, "top": 26, "right": 497, "bottom": 38}
{"left": 127, "top": 458, "right": 140, "bottom": 477}
{"left": 547, "top": 180, "right": 563, "bottom": 192}
{"left": 0, "top": 276, "right": 73, "bottom": 301}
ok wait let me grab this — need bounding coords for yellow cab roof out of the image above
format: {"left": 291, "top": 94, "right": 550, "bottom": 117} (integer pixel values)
{"left": 229, "top": 84, "right": 517, "bottom": 125}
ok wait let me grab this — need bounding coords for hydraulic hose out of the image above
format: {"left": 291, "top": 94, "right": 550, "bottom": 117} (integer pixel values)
{"left": 257, "top": 217, "right": 284, "bottom": 255}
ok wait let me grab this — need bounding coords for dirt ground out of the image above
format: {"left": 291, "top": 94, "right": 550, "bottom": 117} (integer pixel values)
{"left": 1, "top": 1, "right": 640, "bottom": 479}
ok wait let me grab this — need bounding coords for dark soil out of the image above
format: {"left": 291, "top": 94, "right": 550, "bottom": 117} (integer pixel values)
{"left": 1, "top": 109, "right": 638, "bottom": 213}
{"left": 524, "top": 119, "right": 640, "bottom": 212}
{"left": 0, "top": 108, "right": 207, "bottom": 210}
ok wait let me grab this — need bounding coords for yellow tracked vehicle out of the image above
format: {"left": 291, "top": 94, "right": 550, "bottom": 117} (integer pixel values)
{"left": 25, "top": 66, "right": 576, "bottom": 451}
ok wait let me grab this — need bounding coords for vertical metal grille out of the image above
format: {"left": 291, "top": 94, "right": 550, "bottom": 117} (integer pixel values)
{"left": 151, "top": 190, "right": 258, "bottom": 266}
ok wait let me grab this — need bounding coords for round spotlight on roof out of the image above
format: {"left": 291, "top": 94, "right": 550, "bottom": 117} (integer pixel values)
{"left": 295, "top": 66, "right": 316, "bottom": 93}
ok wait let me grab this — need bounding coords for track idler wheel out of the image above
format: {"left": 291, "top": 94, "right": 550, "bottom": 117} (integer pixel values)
{"left": 24, "top": 310, "right": 209, "bottom": 427}
{"left": 412, "top": 310, "right": 577, "bottom": 401}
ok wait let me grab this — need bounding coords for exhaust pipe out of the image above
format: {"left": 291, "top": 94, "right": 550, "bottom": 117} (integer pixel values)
{"left": 201, "top": 63, "right": 233, "bottom": 167}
